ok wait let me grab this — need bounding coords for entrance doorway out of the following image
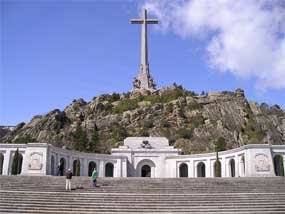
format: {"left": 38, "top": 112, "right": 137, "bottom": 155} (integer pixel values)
{"left": 197, "top": 162, "right": 205, "bottom": 177}
{"left": 141, "top": 165, "right": 151, "bottom": 177}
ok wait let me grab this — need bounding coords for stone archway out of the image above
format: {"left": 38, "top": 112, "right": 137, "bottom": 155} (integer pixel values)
{"left": 197, "top": 162, "right": 205, "bottom": 177}
{"left": 136, "top": 159, "right": 156, "bottom": 178}
{"left": 274, "top": 155, "right": 284, "bottom": 176}
{"left": 88, "top": 161, "right": 97, "bottom": 176}
{"left": 73, "top": 159, "right": 80, "bottom": 176}
{"left": 0, "top": 153, "right": 4, "bottom": 175}
{"left": 105, "top": 163, "right": 114, "bottom": 177}
{"left": 179, "top": 163, "right": 188, "bottom": 177}
{"left": 229, "top": 159, "right": 235, "bottom": 177}
{"left": 11, "top": 151, "right": 23, "bottom": 175}
{"left": 141, "top": 165, "right": 151, "bottom": 177}
{"left": 59, "top": 158, "right": 66, "bottom": 176}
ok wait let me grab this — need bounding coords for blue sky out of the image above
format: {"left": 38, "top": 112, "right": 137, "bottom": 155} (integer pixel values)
{"left": 1, "top": 0, "right": 284, "bottom": 125}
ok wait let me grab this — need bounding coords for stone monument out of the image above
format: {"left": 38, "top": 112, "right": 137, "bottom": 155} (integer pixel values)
{"left": 131, "top": 9, "right": 158, "bottom": 92}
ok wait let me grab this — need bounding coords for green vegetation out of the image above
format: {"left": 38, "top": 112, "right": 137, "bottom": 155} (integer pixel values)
{"left": 243, "top": 118, "right": 266, "bottom": 143}
{"left": 177, "top": 128, "right": 193, "bottom": 139}
{"left": 114, "top": 99, "right": 139, "bottom": 113}
{"left": 73, "top": 158, "right": 80, "bottom": 176}
{"left": 113, "top": 87, "right": 197, "bottom": 114}
{"left": 214, "top": 158, "right": 222, "bottom": 177}
{"left": 11, "top": 148, "right": 22, "bottom": 175}
{"left": 14, "top": 134, "right": 36, "bottom": 144}
{"left": 214, "top": 137, "right": 227, "bottom": 152}
{"left": 143, "top": 120, "right": 154, "bottom": 129}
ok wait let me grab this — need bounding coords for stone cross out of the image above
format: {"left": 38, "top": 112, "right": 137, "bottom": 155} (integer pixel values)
{"left": 131, "top": 9, "right": 158, "bottom": 92}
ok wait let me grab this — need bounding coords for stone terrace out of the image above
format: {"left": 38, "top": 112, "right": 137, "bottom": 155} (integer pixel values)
{"left": 0, "top": 176, "right": 285, "bottom": 213}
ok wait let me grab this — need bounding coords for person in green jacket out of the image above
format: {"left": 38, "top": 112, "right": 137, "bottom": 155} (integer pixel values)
{"left": 91, "top": 168, "right": 98, "bottom": 188}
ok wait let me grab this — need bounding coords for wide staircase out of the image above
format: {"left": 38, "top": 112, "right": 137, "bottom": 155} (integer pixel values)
{"left": 0, "top": 176, "right": 285, "bottom": 213}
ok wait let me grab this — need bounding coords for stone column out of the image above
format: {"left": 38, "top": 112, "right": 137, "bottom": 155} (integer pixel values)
{"left": 235, "top": 155, "right": 240, "bottom": 177}
{"left": 99, "top": 161, "right": 104, "bottom": 177}
{"left": 205, "top": 159, "right": 211, "bottom": 177}
{"left": 222, "top": 157, "right": 226, "bottom": 177}
{"left": 283, "top": 155, "right": 285, "bottom": 176}
{"left": 2, "top": 150, "right": 11, "bottom": 175}
{"left": 240, "top": 156, "right": 245, "bottom": 177}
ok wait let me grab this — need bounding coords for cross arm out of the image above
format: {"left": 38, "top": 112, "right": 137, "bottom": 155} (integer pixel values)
{"left": 146, "top": 20, "right": 158, "bottom": 24}
{"left": 131, "top": 19, "right": 143, "bottom": 24}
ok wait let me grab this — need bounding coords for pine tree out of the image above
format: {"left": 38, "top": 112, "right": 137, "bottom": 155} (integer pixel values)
{"left": 72, "top": 126, "right": 88, "bottom": 152}
{"left": 11, "top": 148, "right": 20, "bottom": 175}
{"left": 75, "top": 158, "right": 80, "bottom": 176}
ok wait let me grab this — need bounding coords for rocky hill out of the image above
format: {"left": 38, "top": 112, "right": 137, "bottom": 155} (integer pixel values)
{"left": 1, "top": 85, "right": 285, "bottom": 154}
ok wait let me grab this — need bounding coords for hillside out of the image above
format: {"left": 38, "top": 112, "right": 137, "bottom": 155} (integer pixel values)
{"left": 1, "top": 85, "right": 285, "bottom": 154}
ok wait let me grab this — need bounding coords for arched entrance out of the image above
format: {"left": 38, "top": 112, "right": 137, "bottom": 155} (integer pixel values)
{"left": 88, "top": 161, "right": 97, "bottom": 176}
{"left": 229, "top": 159, "right": 235, "bottom": 177}
{"left": 105, "top": 163, "right": 114, "bottom": 177}
{"left": 73, "top": 159, "right": 80, "bottom": 176}
{"left": 11, "top": 151, "right": 23, "bottom": 175}
{"left": 197, "top": 162, "right": 205, "bottom": 177}
{"left": 274, "top": 155, "right": 284, "bottom": 176}
{"left": 59, "top": 158, "right": 66, "bottom": 176}
{"left": 136, "top": 159, "right": 156, "bottom": 177}
{"left": 179, "top": 163, "right": 188, "bottom": 177}
{"left": 50, "top": 155, "right": 55, "bottom": 175}
{"left": 0, "top": 153, "right": 4, "bottom": 175}
{"left": 141, "top": 165, "right": 151, "bottom": 177}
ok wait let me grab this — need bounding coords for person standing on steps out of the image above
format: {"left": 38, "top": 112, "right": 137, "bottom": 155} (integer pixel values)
{"left": 91, "top": 168, "right": 98, "bottom": 188}
{"left": 65, "top": 168, "right": 72, "bottom": 191}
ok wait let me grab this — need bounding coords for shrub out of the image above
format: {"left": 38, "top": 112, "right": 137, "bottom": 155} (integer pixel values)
{"left": 177, "top": 128, "right": 193, "bottom": 139}
{"left": 113, "top": 99, "right": 139, "bottom": 113}
{"left": 11, "top": 148, "right": 22, "bottom": 175}
{"left": 143, "top": 120, "right": 154, "bottom": 129}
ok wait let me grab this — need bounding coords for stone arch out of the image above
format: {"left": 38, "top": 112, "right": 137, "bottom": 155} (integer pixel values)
{"left": 88, "top": 161, "right": 97, "bottom": 176}
{"left": 0, "top": 153, "right": 4, "bottom": 175}
{"left": 11, "top": 152, "right": 23, "bottom": 175}
{"left": 50, "top": 155, "right": 55, "bottom": 176}
{"left": 214, "top": 160, "right": 221, "bottom": 177}
{"left": 274, "top": 155, "right": 284, "bottom": 176}
{"left": 105, "top": 162, "right": 114, "bottom": 177}
{"left": 179, "top": 163, "right": 188, "bottom": 177}
{"left": 136, "top": 159, "right": 156, "bottom": 177}
{"left": 73, "top": 159, "right": 80, "bottom": 176}
{"left": 229, "top": 159, "right": 235, "bottom": 177}
{"left": 59, "top": 157, "right": 66, "bottom": 176}
{"left": 197, "top": 162, "right": 205, "bottom": 177}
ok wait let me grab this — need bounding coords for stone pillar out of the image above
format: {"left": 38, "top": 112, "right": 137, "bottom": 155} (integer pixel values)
{"left": 240, "top": 156, "right": 245, "bottom": 177}
{"left": 99, "top": 161, "right": 104, "bottom": 177}
{"left": 234, "top": 155, "right": 240, "bottom": 177}
{"left": 82, "top": 158, "right": 88, "bottom": 176}
{"left": 283, "top": 155, "right": 285, "bottom": 176}
{"left": 2, "top": 150, "right": 11, "bottom": 175}
{"left": 151, "top": 165, "right": 155, "bottom": 178}
{"left": 205, "top": 159, "right": 211, "bottom": 177}
{"left": 222, "top": 157, "right": 226, "bottom": 177}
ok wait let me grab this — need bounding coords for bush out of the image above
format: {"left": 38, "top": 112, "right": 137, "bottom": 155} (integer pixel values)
{"left": 214, "top": 137, "right": 227, "bottom": 152}
{"left": 14, "top": 134, "right": 36, "bottom": 144}
{"left": 143, "top": 120, "right": 154, "bottom": 129}
{"left": 11, "top": 148, "right": 22, "bottom": 175}
{"left": 177, "top": 128, "right": 193, "bottom": 139}
{"left": 113, "top": 99, "right": 139, "bottom": 113}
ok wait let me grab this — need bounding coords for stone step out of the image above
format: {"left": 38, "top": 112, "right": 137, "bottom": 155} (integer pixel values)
{"left": 1, "top": 176, "right": 285, "bottom": 213}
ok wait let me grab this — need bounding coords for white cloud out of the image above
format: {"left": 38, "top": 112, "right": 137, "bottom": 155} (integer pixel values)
{"left": 143, "top": 0, "right": 285, "bottom": 91}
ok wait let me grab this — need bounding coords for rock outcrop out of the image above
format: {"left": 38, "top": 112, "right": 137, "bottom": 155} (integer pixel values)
{"left": 1, "top": 86, "right": 284, "bottom": 154}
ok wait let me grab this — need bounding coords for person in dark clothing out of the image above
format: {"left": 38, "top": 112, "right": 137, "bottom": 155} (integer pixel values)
{"left": 65, "top": 168, "right": 72, "bottom": 191}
